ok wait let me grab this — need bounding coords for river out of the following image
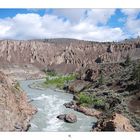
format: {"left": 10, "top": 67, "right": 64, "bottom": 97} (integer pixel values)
{"left": 19, "top": 79, "right": 97, "bottom": 132}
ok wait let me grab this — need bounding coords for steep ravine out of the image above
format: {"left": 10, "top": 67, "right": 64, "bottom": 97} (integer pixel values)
{"left": 0, "top": 71, "right": 36, "bottom": 131}
{"left": 0, "top": 38, "right": 140, "bottom": 131}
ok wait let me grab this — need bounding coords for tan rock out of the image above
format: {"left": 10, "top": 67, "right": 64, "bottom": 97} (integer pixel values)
{"left": 76, "top": 106, "right": 102, "bottom": 118}
{"left": 0, "top": 71, "right": 37, "bottom": 131}
{"left": 93, "top": 113, "right": 135, "bottom": 132}
{"left": 0, "top": 39, "right": 139, "bottom": 75}
{"left": 113, "top": 113, "right": 135, "bottom": 132}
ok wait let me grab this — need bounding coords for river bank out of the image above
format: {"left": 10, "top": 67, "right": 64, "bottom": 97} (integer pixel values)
{"left": 64, "top": 60, "right": 140, "bottom": 131}
{"left": 27, "top": 69, "right": 138, "bottom": 132}
{"left": 19, "top": 79, "right": 97, "bottom": 132}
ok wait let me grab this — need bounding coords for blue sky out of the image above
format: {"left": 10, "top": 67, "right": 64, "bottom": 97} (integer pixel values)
{"left": 0, "top": 9, "right": 125, "bottom": 27}
{"left": 0, "top": 8, "right": 139, "bottom": 41}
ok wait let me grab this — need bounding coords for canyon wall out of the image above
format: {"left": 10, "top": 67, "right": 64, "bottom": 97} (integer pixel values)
{"left": 0, "top": 38, "right": 140, "bottom": 73}
{"left": 0, "top": 71, "right": 36, "bottom": 131}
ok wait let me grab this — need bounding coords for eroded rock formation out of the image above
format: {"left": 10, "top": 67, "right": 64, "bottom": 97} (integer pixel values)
{"left": 93, "top": 113, "right": 135, "bottom": 132}
{"left": 0, "top": 71, "right": 36, "bottom": 131}
{"left": 0, "top": 38, "right": 140, "bottom": 74}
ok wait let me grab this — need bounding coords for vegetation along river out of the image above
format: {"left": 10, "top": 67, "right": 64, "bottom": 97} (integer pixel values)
{"left": 19, "top": 79, "right": 97, "bottom": 132}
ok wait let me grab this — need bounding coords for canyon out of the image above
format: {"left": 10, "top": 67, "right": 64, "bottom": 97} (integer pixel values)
{"left": 0, "top": 38, "right": 140, "bottom": 131}
{"left": 0, "top": 38, "right": 140, "bottom": 75}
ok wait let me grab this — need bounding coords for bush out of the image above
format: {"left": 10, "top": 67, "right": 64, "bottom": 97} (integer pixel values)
{"left": 47, "top": 69, "right": 57, "bottom": 77}
{"left": 78, "top": 93, "right": 105, "bottom": 108}
{"left": 98, "top": 70, "right": 105, "bottom": 85}
{"left": 93, "top": 98, "right": 105, "bottom": 106}
{"left": 78, "top": 92, "right": 92, "bottom": 105}
{"left": 44, "top": 73, "right": 76, "bottom": 89}
{"left": 92, "top": 97, "right": 106, "bottom": 110}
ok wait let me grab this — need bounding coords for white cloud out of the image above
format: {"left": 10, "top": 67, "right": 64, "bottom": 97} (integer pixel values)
{"left": 69, "top": 22, "right": 126, "bottom": 41}
{"left": 51, "top": 9, "right": 87, "bottom": 23}
{"left": 125, "top": 18, "right": 140, "bottom": 36}
{"left": 85, "top": 9, "right": 116, "bottom": 25}
{"left": 52, "top": 9, "right": 116, "bottom": 25}
{"left": 121, "top": 9, "right": 140, "bottom": 18}
{"left": 121, "top": 9, "right": 140, "bottom": 37}
{"left": 0, "top": 10, "right": 128, "bottom": 41}
{"left": 0, "top": 13, "right": 71, "bottom": 39}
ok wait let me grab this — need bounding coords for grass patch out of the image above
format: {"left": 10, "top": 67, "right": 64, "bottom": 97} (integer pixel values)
{"left": 44, "top": 73, "right": 76, "bottom": 89}
{"left": 78, "top": 92, "right": 93, "bottom": 105}
{"left": 77, "top": 92, "right": 105, "bottom": 108}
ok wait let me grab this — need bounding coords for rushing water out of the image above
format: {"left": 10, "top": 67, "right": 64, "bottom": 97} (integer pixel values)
{"left": 19, "top": 79, "right": 97, "bottom": 132}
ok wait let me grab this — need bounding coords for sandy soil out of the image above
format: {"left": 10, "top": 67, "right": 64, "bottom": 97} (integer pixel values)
{"left": 0, "top": 64, "right": 46, "bottom": 80}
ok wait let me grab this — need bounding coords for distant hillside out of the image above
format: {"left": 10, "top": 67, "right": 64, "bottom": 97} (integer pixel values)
{"left": 0, "top": 38, "right": 140, "bottom": 73}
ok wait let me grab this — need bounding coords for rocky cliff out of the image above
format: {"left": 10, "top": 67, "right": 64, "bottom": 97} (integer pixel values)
{"left": 0, "top": 38, "right": 140, "bottom": 73}
{"left": 0, "top": 71, "right": 36, "bottom": 131}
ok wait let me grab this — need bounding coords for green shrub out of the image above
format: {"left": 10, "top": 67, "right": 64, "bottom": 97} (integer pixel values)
{"left": 93, "top": 98, "right": 105, "bottom": 106}
{"left": 78, "top": 92, "right": 92, "bottom": 105}
{"left": 44, "top": 73, "right": 76, "bottom": 89}
{"left": 47, "top": 70, "right": 57, "bottom": 77}
{"left": 78, "top": 93, "right": 106, "bottom": 109}
{"left": 98, "top": 70, "right": 105, "bottom": 85}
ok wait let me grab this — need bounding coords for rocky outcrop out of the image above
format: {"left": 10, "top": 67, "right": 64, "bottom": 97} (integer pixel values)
{"left": 57, "top": 113, "right": 77, "bottom": 123}
{"left": 93, "top": 113, "right": 135, "bottom": 132}
{"left": 65, "top": 113, "right": 77, "bottom": 123}
{"left": 64, "top": 101, "right": 77, "bottom": 109}
{"left": 0, "top": 71, "right": 37, "bottom": 131}
{"left": 64, "top": 101, "right": 102, "bottom": 118}
{"left": 0, "top": 38, "right": 140, "bottom": 74}
{"left": 68, "top": 80, "right": 90, "bottom": 93}
{"left": 75, "top": 106, "right": 102, "bottom": 118}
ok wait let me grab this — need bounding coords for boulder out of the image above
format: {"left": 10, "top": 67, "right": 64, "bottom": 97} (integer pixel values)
{"left": 68, "top": 80, "right": 90, "bottom": 93}
{"left": 57, "top": 113, "right": 77, "bottom": 123}
{"left": 75, "top": 106, "right": 102, "bottom": 118}
{"left": 63, "top": 101, "right": 77, "bottom": 109}
{"left": 65, "top": 113, "right": 77, "bottom": 123}
{"left": 93, "top": 113, "right": 135, "bottom": 132}
{"left": 57, "top": 114, "right": 66, "bottom": 120}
